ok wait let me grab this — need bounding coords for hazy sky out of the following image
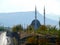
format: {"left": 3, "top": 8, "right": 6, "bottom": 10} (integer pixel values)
{"left": 0, "top": 0, "right": 60, "bottom": 20}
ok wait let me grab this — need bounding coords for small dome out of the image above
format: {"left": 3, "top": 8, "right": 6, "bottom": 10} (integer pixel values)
{"left": 31, "top": 19, "right": 41, "bottom": 30}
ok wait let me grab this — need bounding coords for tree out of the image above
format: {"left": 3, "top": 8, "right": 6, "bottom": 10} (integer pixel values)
{"left": 12, "top": 24, "right": 23, "bottom": 45}
{"left": 0, "top": 26, "right": 5, "bottom": 31}
{"left": 36, "top": 25, "right": 47, "bottom": 34}
{"left": 39, "top": 25, "right": 47, "bottom": 30}
{"left": 27, "top": 25, "right": 34, "bottom": 34}
{"left": 12, "top": 24, "right": 23, "bottom": 32}
{"left": 46, "top": 25, "right": 58, "bottom": 35}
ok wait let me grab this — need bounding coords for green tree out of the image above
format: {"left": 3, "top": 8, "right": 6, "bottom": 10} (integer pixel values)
{"left": 12, "top": 24, "right": 23, "bottom": 32}
{"left": 36, "top": 25, "right": 47, "bottom": 34}
{"left": 46, "top": 25, "right": 58, "bottom": 35}
{"left": 27, "top": 25, "right": 34, "bottom": 34}
{"left": 0, "top": 26, "right": 5, "bottom": 31}
{"left": 36, "top": 25, "right": 58, "bottom": 35}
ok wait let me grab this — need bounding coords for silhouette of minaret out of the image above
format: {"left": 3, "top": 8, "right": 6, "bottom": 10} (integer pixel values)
{"left": 35, "top": 6, "right": 37, "bottom": 30}
{"left": 35, "top": 6, "right": 37, "bottom": 20}
{"left": 59, "top": 18, "right": 60, "bottom": 30}
{"left": 44, "top": 6, "right": 45, "bottom": 25}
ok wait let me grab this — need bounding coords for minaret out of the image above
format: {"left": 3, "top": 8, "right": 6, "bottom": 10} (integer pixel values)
{"left": 44, "top": 6, "right": 45, "bottom": 26}
{"left": 35, "top": 6, "right": 37, "bottom": 20}
{"left": 59, "top": 18, "right": 60, "bottom": 30}
{"left": 35, "top": 6, "right": 37, "bottom": 30}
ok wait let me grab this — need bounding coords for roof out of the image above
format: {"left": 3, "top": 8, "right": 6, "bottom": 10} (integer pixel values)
{"left": 31, "top": 19, "right": 41, "bottom": 30}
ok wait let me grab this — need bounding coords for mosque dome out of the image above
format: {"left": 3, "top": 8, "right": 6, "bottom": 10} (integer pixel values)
{"left": 31, "top": 19, "right": 41, "bottom": 30}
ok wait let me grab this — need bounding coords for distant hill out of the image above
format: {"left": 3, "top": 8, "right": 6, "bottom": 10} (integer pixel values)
{"left": 0, "top": 11, "right": 58, "bottom": 27}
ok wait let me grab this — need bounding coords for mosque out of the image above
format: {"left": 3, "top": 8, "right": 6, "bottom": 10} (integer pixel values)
{"left": 31, "top": 6, "right": 45, "bottom": 30}
{"left": 31, "top": 6, "right": 41, "bottom": 30}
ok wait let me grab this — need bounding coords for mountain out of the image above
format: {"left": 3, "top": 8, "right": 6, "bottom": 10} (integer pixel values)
{"left": 0, "top": 11, "right": 58, "bottom": 27}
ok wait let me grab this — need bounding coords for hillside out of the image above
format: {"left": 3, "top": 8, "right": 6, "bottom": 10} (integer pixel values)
{"left": 0, "top": 11, "right": 58, "bottom": 27}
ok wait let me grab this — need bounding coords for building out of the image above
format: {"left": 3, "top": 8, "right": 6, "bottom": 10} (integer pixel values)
{"left": 31, "top": 6, "right": 41, "bottom": 30}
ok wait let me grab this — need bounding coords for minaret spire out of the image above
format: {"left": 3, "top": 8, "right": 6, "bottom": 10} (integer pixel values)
{"left": 35, "top": 5, "right": 37, "bottom": 20}
{"left": 35, "top": 5, "right": 37, "bottom": 30}
{"left": 44, "top": 6, "right": 45, "bottom": 25}
{"left": 59, "top": 18, "right": 60, "bottom": 30}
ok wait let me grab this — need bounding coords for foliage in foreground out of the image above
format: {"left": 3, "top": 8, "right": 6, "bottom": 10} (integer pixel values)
{"left": 12, "top": 24, "right": 60, "bottom": 45}
{"left": 12, "top": 24, "right": 23, "bottom": 32}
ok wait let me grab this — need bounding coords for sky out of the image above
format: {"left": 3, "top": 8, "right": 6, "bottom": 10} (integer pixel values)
{"left": 0, "top": 0, "right": 60, "bottom": 21}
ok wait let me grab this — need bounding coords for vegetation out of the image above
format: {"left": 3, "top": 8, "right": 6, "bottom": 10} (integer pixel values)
{"left": 12, "top": 24, "right": 23, "bottom": 32}
{"left": 25, "top": 25, "right": 60, "bottom": 45}
{"left": 36, "top": 25, "right": 58, "bottom": 35}
{"left": 13, "top": 37, "right": 18, "bottom": 45}
{"left": 26, "top": 25, "right": 34, "bottom": 34}
{"left": 0, "top": 26, "right": 7, "bottom": 31}
{"left": 1, "top": 24, "right": 60, "bottom": 45}
{"left": 26, "top": 36, "right": 39, "bottom": 45}
{"left": 12, "top": 24, "right": 60, "bottom": 37}
{"left": 12, "top": 24, "right": 23, "bottom": 45}
{"left": 26, "top": 36, "right": 51, "bottom": 45}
